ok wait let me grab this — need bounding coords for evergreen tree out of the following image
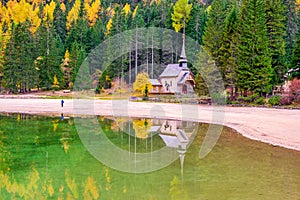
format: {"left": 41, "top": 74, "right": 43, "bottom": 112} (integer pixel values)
{"left": 3, "top": 22, "right": 36, "bottom": 93}
{"left": 34, "top": 22, "right": 65, "bottom": 89}
{"left": 218, "top": 2, "right": 239, "bottom": 99}
{"left": 53, "top": 0, "right": 67, "bottom": 42}
{"left": 237, "top": 0, "right": 273, "bottom": 96}
{"left": 69, "top": 41, "right": 86, "bottom": 87}
{"left": 65, "top": 18, "right": 91, "bottom": 52}
{"left": 284, "top": 0, "right": 298, "bottom": 65}
{"left": 202, "top": 0, "right": 229, "bottom": 69}
{"left": 265, "top": 0, "right": 287, "bottom": 85}
{"left": 186, "top": 3, "right": 207, "bottom": 45}
{"left": 291, "top": 31, "right": 300, "bottom": 78}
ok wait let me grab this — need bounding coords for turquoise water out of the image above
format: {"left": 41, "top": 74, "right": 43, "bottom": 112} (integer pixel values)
{"left": 0, "top": 114, "right": 299, "bottom": 199}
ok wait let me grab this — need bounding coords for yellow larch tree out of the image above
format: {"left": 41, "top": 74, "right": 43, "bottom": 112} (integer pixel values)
{"left": 43, "top": 0, "right": 57, "bottom": 22}
{"left": 5, "top": 0, "right": 41, "bottom": 34}
{"left": 28, "top": 4, "right": 41, "bottom": 33}
{"left": 60, "top": 2, "right": 66, "bottom": 13}
{"left": 0, "top": 2, "right": 5, "bottom": 26}
{"left": 132, "top": 5, "right": 138, "bottom": 19}
{"left": 133, "top": 119, "right": 152, "bottom": 139}
{"left": 122, "top": 3, "right": 131, "bottom": 16}
{"left": 1, "top": 3, "right": 11, "bottom": 27}
{"left": 7, "top": 0, "right": 30, "bottom": 24}
{"left": 105, "top": 18, "right": 113, "bottom": 36}
{"left": 133, "top": 72, "right": 152, "bottom": 96}
{"left": 66, "top": 0, "right": 81, "bottom": 30}
{"left": 84, "top": 0, "right": 102, "bottom": 26}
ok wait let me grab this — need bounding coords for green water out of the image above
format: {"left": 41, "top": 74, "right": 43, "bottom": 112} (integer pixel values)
{"left": 0, "top": 114, "right": 299, "bottom": 200}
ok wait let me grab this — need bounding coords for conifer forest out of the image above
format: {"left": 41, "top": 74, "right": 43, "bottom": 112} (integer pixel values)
{"left": 0, "top": 0, "right": 300, "bottom": 100}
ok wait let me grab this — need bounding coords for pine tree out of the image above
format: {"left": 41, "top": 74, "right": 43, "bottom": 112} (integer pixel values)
{"left": 34, "top": 20, "right": 65, "bottom": 90}
{"left": 202, "top": 0, "right": 229, "bottom": 69}
{"left": 53, "top": 0, "right": 67, "bottom": 42}
{"left": 185, "top": 3, "right": 207, "bottom": 45}
{"left": 69, "top": 41, "right": 86, "bottom": 87}
{"left": 218, "top": 2, "right": 239, "bottom": 99}
{"left": 265, "top": 0, "right": 287, "bottom": 84}
{"left": 284, "top": 0, "right": 298, "bottom": 65}
{"left": 237, "top": 0, "right": 273, "bottom": 96}
{"left": 291, "top": 32, "right": 300, "bottom": 78}
{"left": 3, "top": 22, "right": 36, "bottom": 93}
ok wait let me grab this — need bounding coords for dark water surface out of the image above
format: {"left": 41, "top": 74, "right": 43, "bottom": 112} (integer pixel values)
{"left": 0, "top": 114, "right": 299, "bottom": 199}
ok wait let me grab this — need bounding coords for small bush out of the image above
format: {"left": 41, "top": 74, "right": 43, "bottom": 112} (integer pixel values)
{"left": 268, "top": 95, "right": 280, "bottom": 106}
{"left": 250, "top": 93, "right": 259, "bottom": 101}
{"left": 95, "top": 86, "right": 101, "bottom": 94}
{"left": 254, "top": 97, "right": 265, "bottom": 105}
{"left": 237, "top": 93, "right": 259, "bottom": 103}
{"left": 280, "top": 95, "right": 292, "bottom": 105}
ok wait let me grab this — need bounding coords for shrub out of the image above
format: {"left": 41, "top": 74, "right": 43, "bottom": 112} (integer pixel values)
{"left": 95, "top": 85, "right": 101, "bottom": 94}
{"left": 250, "top": 93, "right": 259, "bottom": 101}
{"left": 289, "top": 78, "right": 300, "bottom": 96}
{"left": 279, "top": 95, "right": 292, "bottom": 105}
{"left": 237, "top": 93, "right": 259, "bottom": 103}
{"left": 268, "top": 95, "right": 280, "bottom": 106}
{"left": 254, "top": 97, "right": 265, "bottom": 105}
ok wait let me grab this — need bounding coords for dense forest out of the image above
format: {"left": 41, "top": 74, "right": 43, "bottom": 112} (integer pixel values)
{"left": 0, "top": 0, "right": 300, "bottom": 99}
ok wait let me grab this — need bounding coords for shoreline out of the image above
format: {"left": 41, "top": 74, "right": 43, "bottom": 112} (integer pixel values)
{"left": 0, "top": 98, "right": 299, "bottom": 152}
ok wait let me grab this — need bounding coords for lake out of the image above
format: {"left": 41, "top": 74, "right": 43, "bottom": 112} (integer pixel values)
{"left": 0, "top": 114, "right": 299, "bottom": 199}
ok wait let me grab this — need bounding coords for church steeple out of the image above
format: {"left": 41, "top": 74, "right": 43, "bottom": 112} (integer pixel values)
{"left": 179, "top": 34, "right": 187, "bottom": 68}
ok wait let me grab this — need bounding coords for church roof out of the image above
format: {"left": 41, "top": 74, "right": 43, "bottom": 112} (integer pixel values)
{"left": 160, "top": 64, "right": 181, "bottom": 77}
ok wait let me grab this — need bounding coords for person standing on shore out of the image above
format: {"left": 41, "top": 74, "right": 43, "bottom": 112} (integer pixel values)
{"left": 61, "top": 99, "right": 64, "bottom": 107}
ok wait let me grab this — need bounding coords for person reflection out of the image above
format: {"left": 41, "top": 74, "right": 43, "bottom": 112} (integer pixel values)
{"left": 61, "top": 113, "right": 64, "bottom": 120}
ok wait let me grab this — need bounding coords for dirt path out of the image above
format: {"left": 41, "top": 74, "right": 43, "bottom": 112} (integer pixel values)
{"left": 0, "top": 98, "right": 299, "bottom": 151}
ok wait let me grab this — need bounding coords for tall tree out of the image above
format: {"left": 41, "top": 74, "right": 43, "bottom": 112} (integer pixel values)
{"left": 171, "top": 0, "right": 192, "bottom": 33}
{"left": 34, "top": 22, "right": 64, "bottom": 90}
{"left": 218, "top": 2, "right": 239, "bottom": 99}
{"left": 202, "top": 0, "right": 229, "bottom": 69}
{"left": 291, "top": 31, "right": 300, "bottom": 78}
{"left": 265, "top": 0, "right": 287, "bottom": 85}
{"left": 69, "top": 41, "right": 86, "bottom": 87}
{"left": 185, "top": 3, "right": 207, "bottom": 45}
{"left": 237, "top": 0, "right": 273, "bottom": 96}
{"left": 3, "top": 22, "right": 36, "bottom": 93}
{"left": 284, "top": 0, "right": 298, "bottom": 65}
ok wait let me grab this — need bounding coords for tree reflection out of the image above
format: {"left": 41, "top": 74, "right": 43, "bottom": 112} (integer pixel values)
{"left": 132, "top": 118, "right": 152, "bottom": 139}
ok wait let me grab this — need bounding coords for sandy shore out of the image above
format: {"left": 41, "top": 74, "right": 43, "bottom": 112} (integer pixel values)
{"left": 0, "top": 98, "right": 299, "bottom": 152}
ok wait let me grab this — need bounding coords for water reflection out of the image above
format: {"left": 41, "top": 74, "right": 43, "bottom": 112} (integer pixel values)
{"left": 106, "top": 117, "right": 198, "bottom": 174}
{"left": 0, "top": 114, "right": 300, "bottom": 199}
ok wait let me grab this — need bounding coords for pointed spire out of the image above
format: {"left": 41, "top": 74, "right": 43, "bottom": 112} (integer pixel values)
{"left": 179, "top": 34, "right": 187, "bottom": 68}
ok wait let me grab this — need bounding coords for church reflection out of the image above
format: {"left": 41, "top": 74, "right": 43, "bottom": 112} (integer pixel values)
{"left": 113, "top": 117, "right": 198, "bottom": 175}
